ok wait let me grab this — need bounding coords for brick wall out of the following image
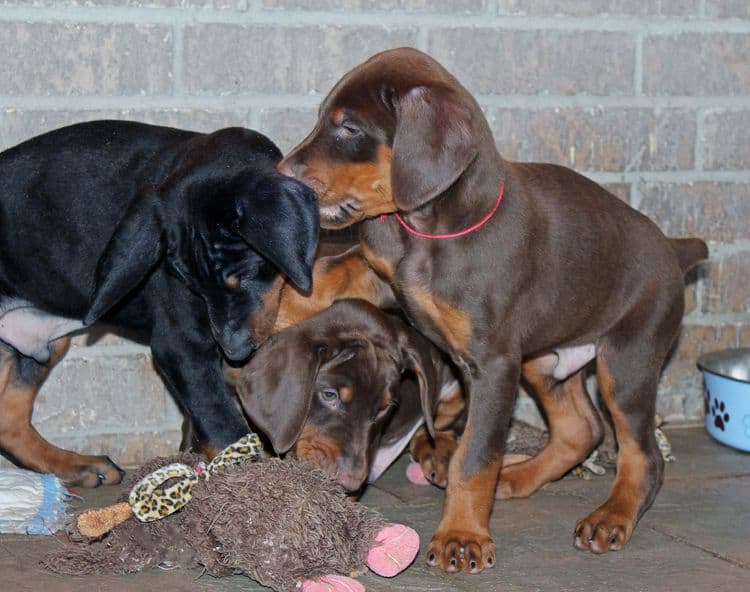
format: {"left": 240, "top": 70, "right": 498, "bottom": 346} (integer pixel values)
{"left": 0, "top": 1, "right": 747, "bottom": 467}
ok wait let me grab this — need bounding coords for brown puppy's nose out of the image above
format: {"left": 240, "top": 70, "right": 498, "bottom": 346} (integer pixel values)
{"left": 278, "top": 157, "right": 301, "bottom": 178}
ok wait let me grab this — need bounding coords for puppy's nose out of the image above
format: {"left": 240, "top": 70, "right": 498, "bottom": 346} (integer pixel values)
{"left": 277, "top": 158, "right": 295, "bottom": 177}
{"left": 336, "top": 470, "right": 367, "bottom": 493}
{"left": 278, "top": 156, "right": 306, "bottom": 179}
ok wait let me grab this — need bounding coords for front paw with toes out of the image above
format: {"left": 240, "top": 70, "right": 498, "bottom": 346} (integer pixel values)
{"left": 425, "top": 530, "right": 496, "bottom": 573}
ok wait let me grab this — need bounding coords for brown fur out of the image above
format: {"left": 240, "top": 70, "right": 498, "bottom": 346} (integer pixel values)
{"left": 279, "top": 47, "right": 708, "bottom": 570}
{"left": 43, "top": 454, "right": 387, "bottom": 592}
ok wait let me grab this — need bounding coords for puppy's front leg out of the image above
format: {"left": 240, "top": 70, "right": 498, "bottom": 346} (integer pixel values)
{"left": 426, "top": 355, "right": 519, "bottom": 574}
{"left": 151, "top": 331, "right": 249, "bottom": 456}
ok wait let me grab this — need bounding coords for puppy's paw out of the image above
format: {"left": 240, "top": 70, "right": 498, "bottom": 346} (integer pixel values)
{"left": 410, "top": 429, "right": 457, "bottom": 488}
{"left": 425, "top": 529, "right": 496, "bottom": 574}
{"left": 574, "top": 507, "right": 635, "bottom": 553}
{"left": 64, "top": 456, "right": 125, "bottom": 488}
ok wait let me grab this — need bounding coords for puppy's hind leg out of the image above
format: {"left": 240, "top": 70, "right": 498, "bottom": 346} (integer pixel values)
{"left": 0, "top": 337, "right": 124, "bottom": 487}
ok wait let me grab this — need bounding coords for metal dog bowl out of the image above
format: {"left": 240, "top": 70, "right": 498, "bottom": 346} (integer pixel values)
{"left": 697, "top": 348, "right": 750, "bottom": 452}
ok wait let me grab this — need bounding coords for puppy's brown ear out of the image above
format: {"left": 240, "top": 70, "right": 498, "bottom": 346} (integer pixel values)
{"left": 236, "top": 331, "right": 323, "bottom": 454}
{"left": 397, "top": 325, "right": 442, "bottom": 438}
{"left": 85, "top": 196, "right": 164, "bottom": 325}
{"left": 391, "top": 86, "right": 478, "bottom": 212}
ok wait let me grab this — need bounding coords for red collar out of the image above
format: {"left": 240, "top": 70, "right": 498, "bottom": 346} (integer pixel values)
{"left": 380, "top": 184, "right": 504, "bottom": 240}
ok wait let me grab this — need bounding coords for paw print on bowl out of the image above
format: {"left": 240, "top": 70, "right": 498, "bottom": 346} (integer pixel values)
{"left": 711, "top": 398, "right": 730, "bottom": 431}
{"left": 743, "top": 415, "right": 750, "bottom": 439}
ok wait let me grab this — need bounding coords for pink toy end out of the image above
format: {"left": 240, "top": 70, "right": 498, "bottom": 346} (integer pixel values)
{"left": 367, "top": 524, "right": 420, "bottom": 577}
{"left": 405, "top": 460, "right": 430, "bottom": 485}
{"left": 299, "top": 574, "right": 365, "bottom": 592}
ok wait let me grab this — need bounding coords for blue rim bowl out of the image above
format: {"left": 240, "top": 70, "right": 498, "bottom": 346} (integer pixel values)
{"left": 697, "top": 348, "right": 750, "bottom": 453}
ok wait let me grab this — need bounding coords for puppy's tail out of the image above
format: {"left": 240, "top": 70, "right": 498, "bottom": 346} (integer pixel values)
{"left": 670, "top": 237, "right": 709, "bottom": 274}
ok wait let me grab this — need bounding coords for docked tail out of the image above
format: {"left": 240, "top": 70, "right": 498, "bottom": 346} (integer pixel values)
{"left": 670, "top": 238, "right": 709, "bottom": 274}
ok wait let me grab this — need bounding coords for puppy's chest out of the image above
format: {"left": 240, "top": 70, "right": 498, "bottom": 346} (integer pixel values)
{"left": 361, "top": 229, "right": 473, "bottom": 359}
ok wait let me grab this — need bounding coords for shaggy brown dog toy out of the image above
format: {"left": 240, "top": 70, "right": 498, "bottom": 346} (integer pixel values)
{"left": 42, "top": 434, "right": 419, "bottom": 592}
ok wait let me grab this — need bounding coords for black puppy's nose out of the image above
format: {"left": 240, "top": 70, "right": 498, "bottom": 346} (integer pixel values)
{"left": 222, "top": 337, "right": 256, "bottom": 362}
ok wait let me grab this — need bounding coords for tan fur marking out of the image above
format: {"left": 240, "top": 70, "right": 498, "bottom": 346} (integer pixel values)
{"left": 273, "top": 251, "right": 380, "bottom": 332}
{"left": 294, "top": 424, "right": 342, "bottom": 474}
{"left": 306, "top": 145, "right": 396, "bottom": 223}
{"left": 339, "top": 385, "right": 354, "bottom": 403}
{"left": 360, "top": 239, "right": 396, "bottom": 282}
{"left": 572, "top": 358, "right": 649, "bottom": 550}
{"left": 406, "top": 285, "right": 472, "bottom": 354}
{"left": 249, "top": 275, "right": 285, "bottom": 345}
{"left": 434, "top": 384, "right": 465, "bottom": 431}
{"left": 597, "top": 361, "right": 648, "bottom": 520}
{"left": 0, "top": 337, "right": 121, "bottom": 486}
{"left": 497, "top": 363, "right": 601, "bottom": 499}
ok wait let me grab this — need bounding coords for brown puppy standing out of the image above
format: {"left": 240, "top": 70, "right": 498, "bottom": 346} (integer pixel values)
{"left": 279, "top": 47, "right": 708, "bottom": 573}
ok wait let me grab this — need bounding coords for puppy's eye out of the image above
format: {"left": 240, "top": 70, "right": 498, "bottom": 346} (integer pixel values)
{"left": 317, "top": 388, "right": 340, "bottom": 409}
{"left": 319, "top": 388, "right": 338, "bottom": 402}
{"left": 338, "top": 122, "right": 362, "bottom": 139}
{"left": 376, "top": 399, "right": 398, "bottom": 420}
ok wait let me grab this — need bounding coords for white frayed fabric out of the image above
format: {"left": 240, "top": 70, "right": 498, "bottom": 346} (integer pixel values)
{"left": 0, "top": 468, "right": 70, "bottom": 535}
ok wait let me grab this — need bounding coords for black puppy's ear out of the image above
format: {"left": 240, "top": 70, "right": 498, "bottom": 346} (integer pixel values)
{"left": 396, "top": 325, "right": 441, "bottom": 438}
{"left": 85, "top": 196, "right": 163, "bottom": 325}
{"left": 391, "top": 86, "right": 478, "bottom": 212}
{"left": 236, "top": 331, "right": 324, "bottom": 454}
{"left": 235, "top": 174, "right": 319, "bottom": 293}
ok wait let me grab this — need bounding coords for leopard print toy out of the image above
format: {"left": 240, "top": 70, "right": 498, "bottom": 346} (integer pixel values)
{"left": 77, "top": 433, "right": 263, "bottom": 536}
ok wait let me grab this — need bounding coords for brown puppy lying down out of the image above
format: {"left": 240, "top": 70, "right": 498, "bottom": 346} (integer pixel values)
{"left": 235, "top": 298, "right": 461, "bottom": 493}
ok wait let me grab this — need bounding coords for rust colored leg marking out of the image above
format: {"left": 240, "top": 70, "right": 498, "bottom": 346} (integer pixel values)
{"left": 410, "top": 384, "right": 465, "bottom": 487}
{"left": 426, "top": 429, "right": 500, "bottom": 574}
{"left": 273, "top": 248, "right": 390, "bottom": 333}
{"left": 0, "top": 337, "right": 124, "bottom": 487}
{"left": 574, "top": 358, "right": 653, "bottom": 553}
{"left": 406, "top": 286, "right": 472, "bottom": 354}
{"left": 497, "top": 363, "right": 602, "bottom": 499}
{"left": 410, "top": 427, "right": 457, "bottom": 488}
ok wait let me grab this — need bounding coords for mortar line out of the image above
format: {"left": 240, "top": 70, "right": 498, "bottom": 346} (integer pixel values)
{"left": 648, "top": 525, "right": 750, "bottom": 570}
{"left": 1, "top": 7, "right": 750, "bottom": 33}
{"left": 2, "top": 94, "right": 748, "bottom": 111}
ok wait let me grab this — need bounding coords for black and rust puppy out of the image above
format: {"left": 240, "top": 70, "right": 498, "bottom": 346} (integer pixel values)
{"left": 0, "top": 120, "right": 318, "bottom": 487}
{"left": 279, "top": 47, "right": 708, "bottom": 569}
{"left": 236, "top": 299, "right": 461, "bottom": 493}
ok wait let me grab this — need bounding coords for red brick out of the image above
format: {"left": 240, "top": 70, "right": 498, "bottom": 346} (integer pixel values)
{"left": 263, "top": 0, "right": 483, "bottom": 12}
{"left": 491, "top": 107, "right": 694, "bottom": 171}
{"left": 700, "top": 251, "right": 750, "bottom": 314}
{"left": 706, "top": 1, "right": 750, "bottom": 18}
{"left": 257, "top": 108, "right": 318, "bottom": 154}
{"left": 637, "top": 182, "right": 750, "bottom": 242}
{"left": 702, "top": 110, "right": 750, "bottom": 171}
{"left": 34, "top": 354, "right": 175, "bottom": 434}
{"left": 0, "top": 22, "right": 172, "bottom": 96}
{"left": 660, "top": 324, "right": 738, "bottom": 394}
{"left": 644, "top": 33, "right": 750, "bottom": 95}
{"left": 496, "top": 0, "right": 699, "bottom": 16}
{"left": 429, "top": 29, "right": 634, "bottom": 96}
{"left": 183, "top": 24, "right": 417, "bottom": 95}
{"left": 1, "top": 109, "right": 249, "bottom": 152}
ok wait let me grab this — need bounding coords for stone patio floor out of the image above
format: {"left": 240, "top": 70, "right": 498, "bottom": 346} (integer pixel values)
{"left": 2, "top": 425, "right": 749, "bottom": 592}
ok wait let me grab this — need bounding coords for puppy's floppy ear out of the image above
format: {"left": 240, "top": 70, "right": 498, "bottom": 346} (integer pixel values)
{"left": 235, "top": 173, "right": 319, "bottom": 293}
{"left": 85, "top": 195, "right": 163, "bottom": 325}
{"left": 396, "top": 324, "right": 442, "bottom": 438}
{"left": 236, "top": 330, "right": 324, "bottom": 454}
{"left": 390, "top": 85, "right": 478, "bottom": 212}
